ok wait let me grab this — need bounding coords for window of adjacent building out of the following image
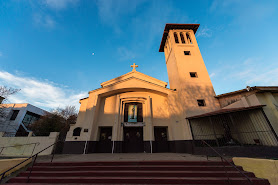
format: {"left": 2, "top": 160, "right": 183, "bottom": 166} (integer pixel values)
{"left": 180, "top": 32, "right": 186, "bottom": 43}
{"left": 184, "top": 51, "right": 191, "bottom": 55}
{"left": 174, "top": 32, "right": 179, "bottom": 43}
{"left": 10, "top": 110, "right": 19, "bottom": 120}
{"left": 186, "top": 33, "right": 193, "bottom": 44}
{"left": 73, "top": 127, "right": 82, "bottom": 136}
{"left": 190, "top": 72, "right": 198, "bottom": 78}
{"left": 197, "top": 99, "right": 206, "bottom": 106}
{"left": 22, "top": 111, "right": 40, "bottom": 127}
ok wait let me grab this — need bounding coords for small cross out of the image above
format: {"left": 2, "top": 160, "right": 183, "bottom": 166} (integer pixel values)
{"left": 130, "top": 63, "right": 138, "bottom": 71}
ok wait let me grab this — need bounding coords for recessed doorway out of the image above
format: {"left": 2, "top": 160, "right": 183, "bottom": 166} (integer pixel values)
{"left": 96, "top": 127, "right": 112, "bottom": 153}
{"left": 123, "top": 127, "right": 144, "bottom": 153}
{"left": 154, "top": 127, "right": 169, "bottom": 152}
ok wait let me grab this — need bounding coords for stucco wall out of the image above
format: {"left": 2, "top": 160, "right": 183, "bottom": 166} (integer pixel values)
{"left": 233, "top": 157, "right": 278, "bottom": 185}
{"left": 0, "top": 132, "right": 59, "bottom": 156}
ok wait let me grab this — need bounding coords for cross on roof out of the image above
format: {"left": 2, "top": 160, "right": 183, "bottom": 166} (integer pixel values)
{"left": 130, "top": 63, "right": 138, "bottom": 71}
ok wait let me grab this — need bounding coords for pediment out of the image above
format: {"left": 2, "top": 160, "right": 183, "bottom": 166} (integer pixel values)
{"left": 100, "top": 70, "right": 168, "bottom": 88}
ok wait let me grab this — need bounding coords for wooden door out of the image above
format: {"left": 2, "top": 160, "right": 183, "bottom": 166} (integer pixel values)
{"left": 123, "top": 127, "right": 144, "bottom": 153}
{"left": 154, "top": 127, "right": 169, "bottom": 153}
{"left": 97, "top": 127, "right": 112, "bottom": 153}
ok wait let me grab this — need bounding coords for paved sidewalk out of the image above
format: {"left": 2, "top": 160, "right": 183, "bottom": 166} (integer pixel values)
{"left": 37, "top": 153, "right": 222, "bottom": 162}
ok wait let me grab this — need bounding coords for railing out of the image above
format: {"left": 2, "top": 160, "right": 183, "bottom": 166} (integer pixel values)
{"left": 0, "top": 141, "right": 60, "bottom": 184}
{"left": 201, "top": 140, "right": 253, "bottom": 185}
{"left": 0, "top": 143, "right": 40, "bottom": 157}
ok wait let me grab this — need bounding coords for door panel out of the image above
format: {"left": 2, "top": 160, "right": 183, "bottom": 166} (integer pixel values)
{"left": 123, "top": 127, "right": 144, "bottom": 153}
{"left": 154, "top": 127, "right": 169, "bottom": 153}
{"left": 97, "top": 127, "right": 112, "bottom": 153}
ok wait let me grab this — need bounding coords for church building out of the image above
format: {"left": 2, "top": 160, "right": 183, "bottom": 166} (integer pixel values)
{"left": 63, "top": 24, "right": 278, "bottom": 154}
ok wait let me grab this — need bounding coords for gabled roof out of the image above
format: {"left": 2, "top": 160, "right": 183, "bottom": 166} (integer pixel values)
{"left": 90, "top": 76, "right": 173, "bottom": 95}
{"left": 100, "top": 70, "right": 168, "bottom": 88}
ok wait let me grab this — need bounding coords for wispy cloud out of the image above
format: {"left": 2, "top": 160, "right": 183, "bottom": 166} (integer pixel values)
{"left": 211, "top": 57, "right": 278, "bottom": 88}
{"left": 117, "top": 47, "right": 136, "bottom": 61}
{"left": 33, "top": 13, "right": 55, "bottom": 28}
{"left": 43, "top": 0, "right": 79, "bottom": 10}
{"left": 196, "top": 27, "right": 212, "bottom": 38}
{"left": 209, "top": 0, "right": 276, "bottom": 25}
{"left": 0, "top": 71, "right": 87, "bottom": 110}
{"left": 95, "top": 0, "right": 147, "bottom": 24}
{"left": 0, "top": 52, "right": 2, "bottom": 57}
{"left": 209, "top": 73, "right": 216, "bottom": 78}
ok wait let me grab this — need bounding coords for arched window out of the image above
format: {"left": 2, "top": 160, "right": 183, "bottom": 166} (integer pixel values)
{"left": 186, "top": 33, "right": 192, "bottom": 44}
{"left": 73, "top": 127, "right": 82, "bottom": 136}
{"left": 173, "top": 32, "right": 179, "bottom": 43}
{"left": 180, "top": 32, "right": 186, "bottom": 44}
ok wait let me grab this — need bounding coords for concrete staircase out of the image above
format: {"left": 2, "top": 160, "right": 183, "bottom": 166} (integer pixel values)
{"left": 8, "top": 161, "right": 270, "bottom": 184}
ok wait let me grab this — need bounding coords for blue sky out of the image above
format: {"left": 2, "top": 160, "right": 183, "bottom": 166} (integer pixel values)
{"left": 1, "top": 0, "right": 278, "bottom": 110}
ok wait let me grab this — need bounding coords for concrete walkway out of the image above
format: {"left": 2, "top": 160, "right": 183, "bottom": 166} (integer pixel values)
{"left": 37, "top": 153, "right": 222, "bottom": 162}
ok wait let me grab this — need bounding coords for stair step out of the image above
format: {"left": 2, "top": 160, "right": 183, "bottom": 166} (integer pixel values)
{"left": 18, "top": 170, "right": 255, "bottom": 177}
{"left": 9, "top": 176, "right": 269, "bottom": 185}
{"left": 27, "top": 165, "right": 243, "bottom": 171}
{"left": 34, "top": 161, "right": 232, "bottom": 166}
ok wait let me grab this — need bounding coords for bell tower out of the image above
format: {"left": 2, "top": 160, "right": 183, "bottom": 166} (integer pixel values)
{"left": 159, "top": 24, "right": 220, "bottom": 117}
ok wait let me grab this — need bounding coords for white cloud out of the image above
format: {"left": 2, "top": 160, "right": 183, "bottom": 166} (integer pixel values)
{"left": 0, "top": 71, "right": 87, "bottom": 111}
{"left": 43, "top": 0, "right": 79, "bottom": 10}
{"left": 33, "top": 14, "right": 55, "bottom": 28}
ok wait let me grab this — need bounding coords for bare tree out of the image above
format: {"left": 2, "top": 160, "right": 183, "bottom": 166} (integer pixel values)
{"left": 52, "top": 105, "right": 77, "bottom": 119}
{"left": 0, "top": 86, "right": 20, "bottom": 121}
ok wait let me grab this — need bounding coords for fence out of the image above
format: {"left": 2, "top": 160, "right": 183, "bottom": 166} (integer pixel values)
{"left": 189, "top": 109, "right": 278, "bottom": 147}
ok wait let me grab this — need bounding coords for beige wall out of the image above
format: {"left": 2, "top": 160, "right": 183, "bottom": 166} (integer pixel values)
{"left": 0, "top": 158, "right": 32, "bottom": 179}
{"left": 0, "top": 132, "right": 59, "bottom": 156}
{"left": 233, "top": 157, "right": 278, "bottom": 185}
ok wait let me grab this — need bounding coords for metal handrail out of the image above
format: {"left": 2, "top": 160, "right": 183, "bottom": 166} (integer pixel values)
{"left": 201, "top": 140, "right": 253, "bottom": 185}
{"left": 0, "top": 142, "right": 40, "bottom": 157}
{"left": 0, "top": 140, "right": 59, "bottom": 184}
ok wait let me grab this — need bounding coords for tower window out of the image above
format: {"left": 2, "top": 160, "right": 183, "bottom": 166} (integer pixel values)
{"left": 184, "top": 51, "right": 191, "bottom": 55}
{"left": 190, "top": 72, "right": 197, "bottom": 78}
{"left": 197, "top": 100, "right": 206, "bottom": 106}
{"left": 180, "top": 33, "right": 186, "bottom": 44}
{"left": 174, "top": 32, "right": 179, "bottom": 43}
{"left": 186, "top": 33, "right": 192, "bottom": 44}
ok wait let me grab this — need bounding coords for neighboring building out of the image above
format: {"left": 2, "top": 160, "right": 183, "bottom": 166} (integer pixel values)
{"left": 0, "top": 103, "right": 47, "bottom": 136}
{"left": 63, "top": 24, "right": 278, "bottom": 156}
